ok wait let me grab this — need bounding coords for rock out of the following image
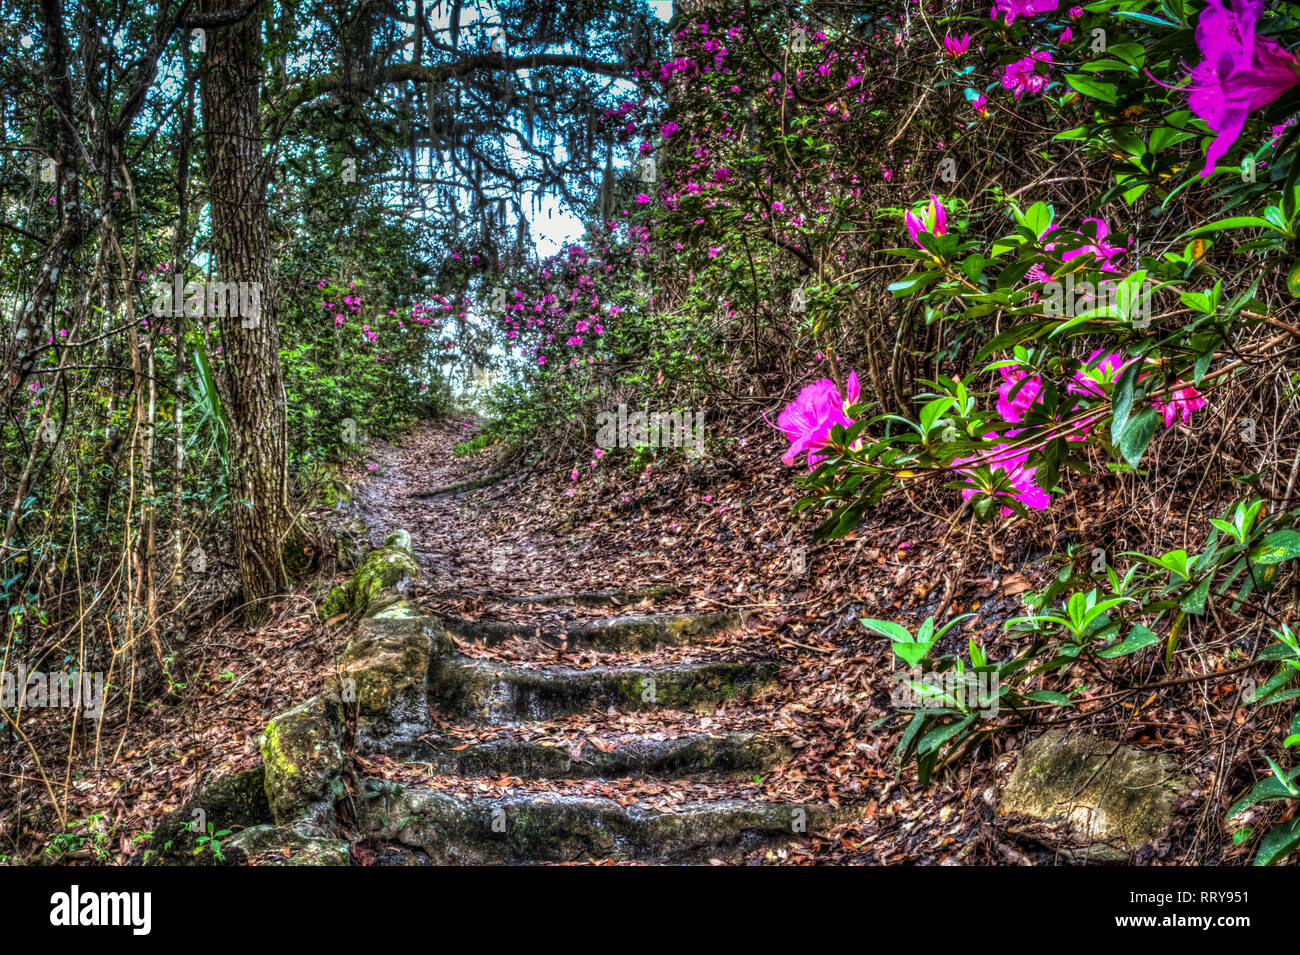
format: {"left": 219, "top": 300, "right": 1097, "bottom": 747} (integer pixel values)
{"left": 320, "top": 529, "right": 418, "bottom": 618}
{"left": 331, "top": 595, "right": 441, "bottom": 747}
{"left": 145, "top": 766, "right": 271, "bottom": 865}
{"left": 440, "top": 610, "right": 747, "bottom": 653}
{"left": 335, "top": 536, "right": 364, "bottom": 570}
{"left": 431, "top": 655, "right": 778, "bottom": 721}
{"left": 387, "top": 730, "right": 792, "bottom": 779}
{"left": 357, "top": 783, "right": 861, "bottom": 864}
{"left": 498, "top": 585, "right": 684, "bottom": 607}
{"left": 222, "top": 820, "right": 350, "bottom": 866}
{"left": 1000, "top": 729, "right": 1195, "bottom": 862}
{"left": 259, "top": 694, "right": 343, "bottom": 825}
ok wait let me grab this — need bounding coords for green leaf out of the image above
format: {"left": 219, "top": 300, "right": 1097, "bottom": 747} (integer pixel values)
{"left": 1119, "top": 407, "right": 1159, "bottom": 467}
{"left": 861, "top": 618, "right": 912, "bottom": 642}
{"left": 1025, "top": 690, "right": 1073, "bottom": 705}
{"left": 1110, "top": 360, "right": 1141, "bottom": 442}
{"left": 888, "top": 271, "right": 942, "bottom": 297}
{"left": 917, "top": 714, "right": 976, "bottom": 757}
{"left": 892, "top": 641, "right": 933, "bottom": 667}
{"left": 1250, "top": 530, "right": 1300, "bottom": 565}
{"left": 1097, "top": 624, "right": 1160, "bottom": 658}
{"left": 1181, "top": 576, "right": 1212, "bottom": 615}
{"left": 1255, "top": 817, "right": 1300, "bottom": 866}
{"left": 1185, "top": 216, "right": 1283, "bottom": 236}
{"left": 1064, "top": 74, "right": 1117, "bottom": 104}
{"left": 1227, "top": 776, "right": 1298, "bottom": 819}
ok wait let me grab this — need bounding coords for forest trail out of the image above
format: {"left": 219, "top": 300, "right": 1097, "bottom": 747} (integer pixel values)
{"left": 341, "top": 418, "right": 860, "bottom": 863}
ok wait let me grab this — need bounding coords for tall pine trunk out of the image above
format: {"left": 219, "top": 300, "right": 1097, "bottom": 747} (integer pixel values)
{"left": 200, "top": 0, "right": 295, "bottom": 601}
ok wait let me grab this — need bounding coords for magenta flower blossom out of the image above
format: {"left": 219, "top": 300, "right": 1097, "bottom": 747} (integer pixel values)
{"left": 944, "top": 33, "right": 970, "bottom": 58}
{"left": 991, "top": 0, "right": 1061, "bottom": 24}
{"left": 774, "top": 372, "right": 861, "bottom": 468}
{"left": 1068, "top": 349, "right": 1130, "bottom": 398}
{"left": 1001, "top": 50, "right": 1053, "bottom": 98}
{"left": 1027, "top": 218, "right": 1129, "bottom": 279}
{"left": 1182, "top": 0, "right": 1300, "bottom": 176}
{"left": 1155, "top": 383, "right": 1208, "bottom": 427}
{"left": 972, "top": 94, "right": 990, "bottom": 118}
{"left": 1052, "top": 217, "right": 1128, "bottom": 273}
{"left": 905, "top": 195, "right": 948, "bottom": 247}
{"left": 953, "top": 441, "right": 1052, "bottom": 515}
{"left": 997, "top": 366, "right": 1044, "bottom": 423}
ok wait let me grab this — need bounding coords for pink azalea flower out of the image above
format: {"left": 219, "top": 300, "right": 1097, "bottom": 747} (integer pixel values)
{"left": 944, "top": 33, "right": 971, "bottom": 58}
{"left": 1068, "top": 350, "right": 1130, "bottom": 398}
{"left": 997, "top": 366, "right": 1044, "bottom": 422}
{"left": 972, "top": 94, "right": 990, "bottom": 119}
{"left": 953, "top": 441, "right": 1052, "bottom": 516}
{"left": 773, "top": 371, "right": 861, "bottom": 468}
{"left": 1043, "top": 217, "right": 1128, "bottom": 272}
{"left": 1001, "top": 50, "right": 1053, "bottom": 98}
{"left": 1154, "top": 383, "right": 1208, "bottom": 427}
{"left": 905, "top": 195, "right": 948, "bottom": 247}
{"left": 1181, "top": 0, "right": 1300, "bottom": 176}
{"left": 991, "top": 0, "right": 1061, "bottom": 24}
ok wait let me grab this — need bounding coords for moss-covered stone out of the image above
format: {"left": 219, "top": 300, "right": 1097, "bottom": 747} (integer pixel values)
{"left": 387, "top": 730, "right": 792, "bottom": 779}
{"left": 259, "top": 694, "right": 343, "bottom": 825}
{"left": 329, "top": 596, "right": 442, "bottom": 747}
{"left": 320, "top": 530, "right": 418, "bottom": 620}
{"left": 441, "top": 610, "right": 746, "bottom": 653}
{"left": 357, "top": 785, "right": 861, "bottom": 864}
{"left": 1000, "top": 729, "right": 1195, "bottom": 862}
{"left": 145, "top": 766, "right": 271, "bottom": 865}
{"left": 222, "top": 820, "right": 350, "bottom": 866}
{"left": 431, "top": 655, "right": 777, "bottom": 721}
{"left": 499, "top": 585, "right": 684, "bottom": 608}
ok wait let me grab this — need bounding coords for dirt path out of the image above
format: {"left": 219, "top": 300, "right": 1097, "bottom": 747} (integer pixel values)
{"left": 342, "top": 418, "right": 864, "bottom": 863}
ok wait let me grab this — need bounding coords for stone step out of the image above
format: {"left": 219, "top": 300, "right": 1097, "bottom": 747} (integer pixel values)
{"left": 430, "top": 654, "right": 778, "bottom": 722}
{"left": 495, "top": 585, "right": 683, "bottom": 608}
{"left": 386, "top": 729, "right": 792, "bottom": 778}
{"left": 357, "top": 784, "right": 858, "bottom": 864}
{"left": 441, "top": 610, "right": 746, "bottom": 652}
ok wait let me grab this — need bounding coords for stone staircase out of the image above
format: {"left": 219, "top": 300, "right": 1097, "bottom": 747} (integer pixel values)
{"left": 166, "top": 531, "right": 858, "bottom": 866}
{"left": 328, "top": 533, "right": 857, "bottom": 863}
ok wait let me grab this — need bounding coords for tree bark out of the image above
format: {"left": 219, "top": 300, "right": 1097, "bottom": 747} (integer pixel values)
{"left": 200, "top": 0, "right": 295, "bottom": 601}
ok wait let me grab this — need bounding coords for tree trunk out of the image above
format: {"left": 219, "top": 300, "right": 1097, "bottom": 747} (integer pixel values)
{"left": 200, "top": 0, "right": 295, "bottom": 602}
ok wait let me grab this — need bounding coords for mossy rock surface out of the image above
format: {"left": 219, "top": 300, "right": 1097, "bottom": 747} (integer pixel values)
{"left": 1000, "top": 729, "right": 1195, "bottom": 862}
{"left": 321, "top": 530, "right": 418, "bottom": 619}
{"left": 331, "top": 596, "right": 443, "bottom": 746}
{"left": 500, "top": 585, "right": 683, "bottom": 607}
{"left": 145, "top": 766, "right": 271, "bottom": 865}
{"left": 441, "top": 610, "right": 745, "bottom": 653}
{"left": 431, "top": 655, "right": 778, "bottom": 721}
{"left": 222, "top": 820, "right": 350, "bottom": 866}
{"left": 357, "top": 784, "right": 860, "bottom": 864}
{"left": 387, "top": 730, "right": 792, "bottom": 778}
{"left": 260, "top": 694, "right": 343, "bottom": 825}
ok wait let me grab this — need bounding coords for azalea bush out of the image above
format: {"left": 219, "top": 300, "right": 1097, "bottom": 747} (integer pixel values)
{"left": 449, "top": 0, "right": 1300, "bottom": 860}
{"left": 706, "top": 0, "right": 1300, "bottom": 861}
